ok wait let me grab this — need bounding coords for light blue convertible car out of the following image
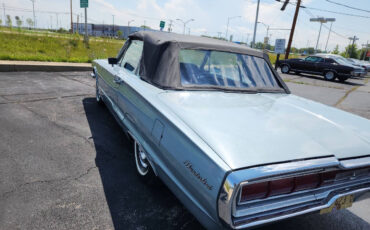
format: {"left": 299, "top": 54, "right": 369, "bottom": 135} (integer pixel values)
{"left": 92, "top": 31, "right": 370, "bottom": 229}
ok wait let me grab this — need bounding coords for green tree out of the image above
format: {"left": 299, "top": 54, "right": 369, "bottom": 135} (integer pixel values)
{"left": 117, "top": 30, "right": 123, "bottom": 38}
{"left": 332, "top": 44, "right": 340, "bottom": 54}
{"left": 0, "top": 19, "right": 2, "bottom": 26}
{"left": 140, "top": 25, "right": 151, "bottom": 30}
{"left": 255, "top": 42, "right": 264, "bottom": 49}
{"left": 6, "top": 15, "right": 12, "bottom": 28}
{"left": 15, "top": 16, "right": 22, "bottom": 29}
{"left": 26, "top": 18, "right": 34, "bottom": 29}
{"left": 344, "top": 44, "right": 359, "bottom": 58}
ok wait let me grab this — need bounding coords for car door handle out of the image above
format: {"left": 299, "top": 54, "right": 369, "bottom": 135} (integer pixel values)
{"left": 113, "top": 75, "right": 123, "bottom": 84}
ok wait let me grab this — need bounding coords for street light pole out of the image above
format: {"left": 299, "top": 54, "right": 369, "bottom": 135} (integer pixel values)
{"left": 176, "top": 18, "right": 194, "bottom": 35}
{"left": 84, "top": 7, "right": 88, "bottom": 43}
{"left": 70, "top": 0, "right": 73, "bottom": 33}
{"left": 30, "top": 0, "right": 36, "bottom": 29}
{"left": 112, "top": 15, "right": 115, "bottom": 36}
{"left": 315, "top": 22, "right": 323, "bottom": 52}
{"left": 310, "top": 17, "right": 335, "bottom": 53}
{"left": 324, "top": 21, "right": 333, "bottom": 52}
{"left": 251, "top": 0, "right": 260, "bottom": 48}
{"left": 128, "top": 20, "right": 134, "bottom": 36}
{"left": 258, "top": 21, "right": 269, "bottom": 45}
{"left": 225, "top": 16, "right": 241, "bottom": 41}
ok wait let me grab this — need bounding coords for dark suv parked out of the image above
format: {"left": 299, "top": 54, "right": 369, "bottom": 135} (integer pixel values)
{"left": 278, "top": 55, "right": 366, "bottom": 82}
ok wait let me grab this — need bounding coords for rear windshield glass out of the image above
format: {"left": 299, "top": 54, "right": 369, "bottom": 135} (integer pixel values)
{"left": 179, "top": 49, "right": 282, "bottom": 91}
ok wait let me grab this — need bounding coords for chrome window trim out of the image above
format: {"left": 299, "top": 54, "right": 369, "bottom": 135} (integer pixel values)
{"left": 218, "top": 156, "right": 370, "bottom": 229}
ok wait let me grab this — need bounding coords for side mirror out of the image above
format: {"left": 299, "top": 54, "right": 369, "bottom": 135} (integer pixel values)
{"left": 108, "top": 57, "right": 118, "bottom": 66}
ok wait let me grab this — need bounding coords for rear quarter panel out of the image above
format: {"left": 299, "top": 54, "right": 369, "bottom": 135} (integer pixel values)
{"left": 112, "top": 70, "right": 231, "bottom": 228}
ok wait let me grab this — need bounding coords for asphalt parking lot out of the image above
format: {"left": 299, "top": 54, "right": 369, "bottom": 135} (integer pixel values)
{"left": 1, "top": 71, "right": 369, "bottom": 230}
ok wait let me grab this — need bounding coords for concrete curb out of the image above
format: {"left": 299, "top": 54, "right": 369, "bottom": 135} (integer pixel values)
{"left": 0, "top": 61, "right": 92, "bottom": 72}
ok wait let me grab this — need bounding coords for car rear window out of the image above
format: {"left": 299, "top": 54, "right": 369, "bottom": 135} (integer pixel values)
{"left": 179, "top": 49, "right": 282, "bottom": 91}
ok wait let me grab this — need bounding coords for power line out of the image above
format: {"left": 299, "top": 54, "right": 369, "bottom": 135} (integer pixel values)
{"left": 326, "top": 0, "right": 370, "bottom": 14}
{"left": 284, "top": 1, "right": 370, "bottom": 19}
{"left": 304, "top": 6, "right": 370, "bottom": 19}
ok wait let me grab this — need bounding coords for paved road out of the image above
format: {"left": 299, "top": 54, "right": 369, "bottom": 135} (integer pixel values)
{"left": 0, "top": 71, "right": 369, "bottom": 230}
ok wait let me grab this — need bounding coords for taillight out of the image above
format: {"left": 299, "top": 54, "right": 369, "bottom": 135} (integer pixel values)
{"left": 269, "top": 178, "right": 294, "bottom": 196}
{"left": 295, "top": 174, "right": 320, "bottom": 191}
{"left": 239, "top": 170, "right": 337, "bottom": 203}
{"left": 240, "top": 181, "right": 268, "bottom": 201}
{"left": 320, "top": 171, "right": 337, "bottom": 186}
{"left": 239, "top": 166, "right": 370, "bottom": 204}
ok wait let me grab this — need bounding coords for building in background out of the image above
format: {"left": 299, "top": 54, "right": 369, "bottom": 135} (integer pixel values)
{"left": 73, "top": 23, "right": 154, "bottom": 38}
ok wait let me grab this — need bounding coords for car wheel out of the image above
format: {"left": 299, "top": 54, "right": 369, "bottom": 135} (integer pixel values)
{"left": 324, "top": 71, "right": 336, "bottom": 81}
{"left": 281, "top": 64, "right": 290, "bottom": 74}
{"left": 96, "top": 78, "right": 104, "bottom": 105}
{"left": 134, "top": 140, "right": 156, "bottom": 184}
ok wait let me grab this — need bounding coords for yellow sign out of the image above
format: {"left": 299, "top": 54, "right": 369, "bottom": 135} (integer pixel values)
{"left": 320, "top": 195, "right": 353, "bottom": 214}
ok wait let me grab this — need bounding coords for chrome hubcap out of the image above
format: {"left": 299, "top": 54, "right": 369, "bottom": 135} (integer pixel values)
{"left": 326, "top": 71, "right": 334, "bottom": 80}
{"left": 282, "top": 66, "right": 289, "bottom": 73}
{"left": 135, "top": 141, "right": 149, "bottom": 176}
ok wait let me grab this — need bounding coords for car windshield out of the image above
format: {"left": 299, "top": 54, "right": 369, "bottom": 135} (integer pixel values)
{"left": 332, "top": 56, "right": 349, "bottom": 65}
{"left": 179, "top": 49, "right": 283, "bottom": 92}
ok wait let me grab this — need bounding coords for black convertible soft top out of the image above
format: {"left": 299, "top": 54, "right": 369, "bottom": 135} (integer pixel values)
{"left": 125, "top": 31, "right": 288, "bottom": 92}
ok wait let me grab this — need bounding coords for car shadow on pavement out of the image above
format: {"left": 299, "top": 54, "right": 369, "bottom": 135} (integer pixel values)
{"left": 82, "top": 98, "right": 203, "bottom": 230}
{"left": 293, "top": 73, "right": 365, "bottom": 86}
{"left": 258, "top": 209, "right": 370, "bottom": 230}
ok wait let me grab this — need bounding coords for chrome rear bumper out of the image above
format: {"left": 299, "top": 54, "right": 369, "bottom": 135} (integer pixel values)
{"left": 218, "top": 156, "right": 370, "bottom": 229}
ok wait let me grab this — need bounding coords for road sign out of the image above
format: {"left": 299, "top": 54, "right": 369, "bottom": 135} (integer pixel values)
{"left": 80, "top": 0, "right": 88, "bottom": 8}
{"left": 275, "top": 39, "right": 286, "bottom": 54}
{"left": 160, "top": 21, "right": 165, "bottom": 29}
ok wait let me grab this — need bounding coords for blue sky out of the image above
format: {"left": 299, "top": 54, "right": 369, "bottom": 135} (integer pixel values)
{"left": 3, "top": 0, "right": 370, "bottom": 52}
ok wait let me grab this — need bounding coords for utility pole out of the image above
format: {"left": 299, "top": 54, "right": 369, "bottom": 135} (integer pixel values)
{"left": 325, "top": 21, "right": 333, "bottom": 52}
{"left": 251, "top": 0, "right": 260, "bottom": 48}
{"left": 362, "top": 41, "right": 369, "bottom": 60}
{"left": 70, "top": 0, "right": 73, "bottom": 33}
{"left": 348, "top": 35, "right": 359, "bottom": 58}
{"left": 285, "top": 0, "right": 301, "bottom": 59}
{"left": 30, "top": 0, "right": 36, "bottom": 29}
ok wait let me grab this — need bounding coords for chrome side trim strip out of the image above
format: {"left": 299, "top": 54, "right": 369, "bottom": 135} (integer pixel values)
{"left": 340, "top": 157, "right": 370, "bottom": 169}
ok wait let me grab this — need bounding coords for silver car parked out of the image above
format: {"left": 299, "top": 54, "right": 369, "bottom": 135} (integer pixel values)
{"left": 92, "top": 31, "right": 370, "bottom": 229}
